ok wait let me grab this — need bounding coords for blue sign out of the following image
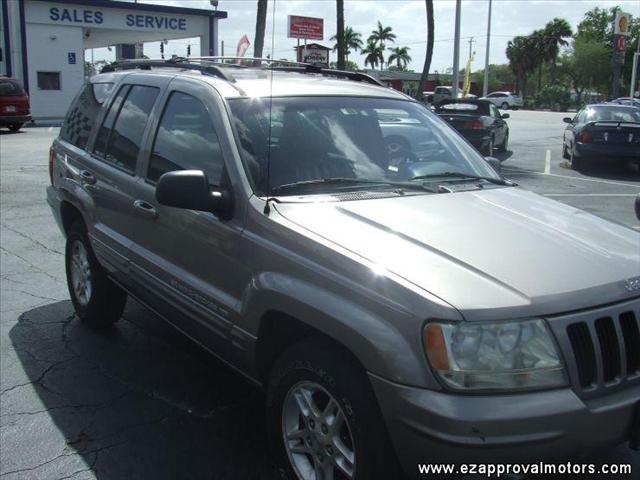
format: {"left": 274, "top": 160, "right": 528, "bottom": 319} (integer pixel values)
{"left": 68, "top": 52, "right": 76, "bottom": 65}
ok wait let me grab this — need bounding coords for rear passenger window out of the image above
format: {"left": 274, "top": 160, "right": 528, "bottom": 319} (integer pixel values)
{"left": 60, "top": 82, "right": 113, "bottom": 150}
{"left": 147, "top": 92, "right": 225, "bottom": 185}
{"left": 94, "top": 85, "right": 159, "bottom": 173}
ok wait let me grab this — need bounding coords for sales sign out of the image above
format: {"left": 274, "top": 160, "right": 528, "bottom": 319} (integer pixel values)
{"left": 288, "top": 15, "right": 324, "bottom": 40}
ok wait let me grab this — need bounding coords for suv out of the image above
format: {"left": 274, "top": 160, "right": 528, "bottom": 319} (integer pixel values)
{"left": 481, "top": 91, "right": 523, "bottom": 110}
{"left": 47, "top": 59, "right": 640, "bottom": 479}
{"left": 0, "top": 77, "right": 31, "bottom": 132}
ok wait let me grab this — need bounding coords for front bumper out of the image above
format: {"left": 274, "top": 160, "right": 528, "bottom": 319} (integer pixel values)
{"left": 0, "top": 114, "right": 31, "bottom": 125}
{"left": 371, "top": 374, "right": 639, "bottom": 476}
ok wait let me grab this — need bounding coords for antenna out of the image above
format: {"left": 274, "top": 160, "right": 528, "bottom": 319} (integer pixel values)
{"left": 264, "top": 0, "right": 278, "bottom": 214}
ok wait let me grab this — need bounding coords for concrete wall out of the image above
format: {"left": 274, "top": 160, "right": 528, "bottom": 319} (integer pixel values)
{"left": 26, "top": 23, "right": 84, "bottom": 118}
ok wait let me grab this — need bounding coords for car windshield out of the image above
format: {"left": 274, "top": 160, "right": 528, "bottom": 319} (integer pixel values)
{"left": 584, "top": 106, "right": 640, "bottom": 123}
{"left": 228, "top": 96, "right": 499, "bottom": 196}
{"left": 0, "top": 80, "right": 25, "bottom": 96}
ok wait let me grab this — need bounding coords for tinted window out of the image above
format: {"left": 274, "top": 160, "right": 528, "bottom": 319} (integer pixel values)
{"left": 96, "top": 85, "right": 158, "bottom": 172}
{"left": 60, "top": 83, "right": 114, "bottom": 149}
{"left": 0, "top": 79, "right": 25, "bottom": 96}
{"left": 37, "top": 72, "right": 60, "bottom": 90}
{"left": 147, "top": 92, "right": 225, "bottom": 184}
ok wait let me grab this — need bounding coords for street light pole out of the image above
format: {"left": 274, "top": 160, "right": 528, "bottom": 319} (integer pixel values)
{"left": 483, "top": 0, "right": 492, "bottom": 97}
{"left": 630, "top": 35, "right": 640, "bottom": 98}
{"left": 452, "top": 0, "right": 462, "bottom": 98}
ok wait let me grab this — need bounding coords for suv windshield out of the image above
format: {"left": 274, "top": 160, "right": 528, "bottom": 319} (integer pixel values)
{"left": 229, "top": 97, "right": 499, "bottom": 196}
{"left": 0, "top": 79, "right": 25, "bottom": 96}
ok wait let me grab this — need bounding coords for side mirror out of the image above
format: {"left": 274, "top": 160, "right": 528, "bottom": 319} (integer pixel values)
{"left": 563, "top": 117, "right": 572, "bottom": 124}
{"left": 635, "top": 193, "right": 640, "bottom": 221}
{"left": 501, "top": 113, "right": 510, "bottom": 119}
{"left": 156, "top": 170, "right": 233, "bottom": 219}
{"left": 484, "top": 156, "right": 501, "bottom": 174}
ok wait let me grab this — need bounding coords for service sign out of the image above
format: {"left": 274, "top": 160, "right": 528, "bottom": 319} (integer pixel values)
{"left": 288, "top": 15, "right": 324, "bottom": 40}
{"left": 614, "top": 11, "right": 631, "bottom": 36}
{"left": 300, "top": 46, "right": 329, "bottom": 67}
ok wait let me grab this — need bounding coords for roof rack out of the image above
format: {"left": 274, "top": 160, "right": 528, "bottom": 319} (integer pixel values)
{"left": 188, "top": 56, "right": 313, "bottom": 68}
{"left": 264, "top": 65, "right": 384, "bottom": 87}
{"left": 100, "top": 58, "right": 235, "bottom": 82}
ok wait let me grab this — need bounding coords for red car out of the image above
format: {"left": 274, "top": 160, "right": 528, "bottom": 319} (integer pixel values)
{"left": 0, "top": 77, "right": 31, "bottom": 132}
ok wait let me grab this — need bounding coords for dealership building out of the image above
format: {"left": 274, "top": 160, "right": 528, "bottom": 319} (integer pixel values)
{"left": 0, "top": 0, "right": 227, "bottom": 119}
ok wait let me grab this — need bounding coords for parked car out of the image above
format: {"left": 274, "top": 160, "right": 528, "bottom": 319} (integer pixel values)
{"left": 481, "top": 91, "right": 523, "bottom": 110}
{"left": 0, "top": 77, "right": 31, "bottom": 132}
{"left": 610, "top": 97, "right": 640, "bottom": 108}
{"left": 434, "top": 99, "right": 509, "bottom": 155}
{"left": 431, "top": 86, "right": 477, "bottom": 106}
{"left": 48, "top": 59, "right": 640, "bottom": 480}
{"left": 562, "top": 103, "right": 640, "bottom": 170}
{"left": 421, "top": 90, "right": 434, "bottom": 105}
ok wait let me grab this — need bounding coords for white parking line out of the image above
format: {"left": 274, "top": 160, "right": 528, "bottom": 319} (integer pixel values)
{"left": 544, "top": 193, "right": 637, "bottom": 197}
{"left": 502, "top": 168, "right": 639, "bottom": 188}
{"left": 544, "top": 149, "right": 551, "bottom": 174}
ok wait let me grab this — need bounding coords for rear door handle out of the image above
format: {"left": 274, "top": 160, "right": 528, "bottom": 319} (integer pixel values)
{"left": 79, "top": 170, "right": 96, "bottom": 185}
{"left": 133, "top": 200, "right": 158, "bottom": 219}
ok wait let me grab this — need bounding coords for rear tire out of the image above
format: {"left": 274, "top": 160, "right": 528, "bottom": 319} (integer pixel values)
{"left": 482, "top": 137, "right": 494, "bottom": 156}
{"left": 266, "top": 340, "right": 400, "bottom": 480}
{"left": 65, "top": 220, "right": 126, "bottom": 328}
{"left": 569, "top": 146, "right": 584, "bottom": 170}
{"left": 500, "top": 102, "right": 509, "bottom": 110}
{"left": 8, "top": 123, "right": 23, "bottom": 132}
{"left": 562, "top": 144, "right": 570, "bottom": 160}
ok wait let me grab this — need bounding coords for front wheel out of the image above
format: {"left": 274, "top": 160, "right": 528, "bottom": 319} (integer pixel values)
{"left": 266, "top": 341, "right": 400, "bottom": 480}
{"left": 501, "top": 102, "right": 509, "bottom": 110}
{"left": 8, "top": 123, "right": 23, "bottom": 132}
{"left": 498, "top": 132, "right": 509, "bottom": 152}
{"left": 66, "top": 220, "right": 126, "bottom": 328}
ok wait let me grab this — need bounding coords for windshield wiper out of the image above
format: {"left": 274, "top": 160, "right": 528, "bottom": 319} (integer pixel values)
{"left": 409, "top": 172, "right": 513, "bottom": 186}
{"left": 270, "top": 177, "right": 438, "bottom": 194}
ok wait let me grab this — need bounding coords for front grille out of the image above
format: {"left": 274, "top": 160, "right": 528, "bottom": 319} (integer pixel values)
{"left": 552, "top": 299, "right": 640, "bottom": 397}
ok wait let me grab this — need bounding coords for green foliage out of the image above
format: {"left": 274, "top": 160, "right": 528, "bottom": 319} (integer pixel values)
{"left": 535, "top": 84, "right": 571, "bottom": 110}
{"left": 473, "top": 64, "right": 516, "bottom": 93}
{"left": 362, "top": 39, "right": 385, "bottom": 69}
{"left": 330, "top": 26, "right": 364, "bottom": 62}
{"left": 558, "top": 37, "right": 610, "bottom": 101}
{"left": 329, "top": 59, "right": 360, "bottom": 71}
{"left": 388, "top": 46, "right": 411, "bottom": 70}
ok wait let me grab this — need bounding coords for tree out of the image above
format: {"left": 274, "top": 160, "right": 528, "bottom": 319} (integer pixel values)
{"left": 387, "top": 46, "right": 411, "bottom": 70}
{"left": 542, "top": 18, "right": 572, "bottom": 83}
{"left": 336, "top": 0, "right": 345, "bottom": 70}
{"left": 559, "top": 37, "right": 610, "bottom": 103}
{"left": 330, "top": 26, "right": 363, "bottom": 63}
{"left": 253, "top": 0, "right": 268, "bottom": 62}
{"left": 415, "top": 1, "right": 434, "bottom": 100}
{"left": 506, "top": 35, "right": 537, "bottom": 99}
{"left": 362, "top": 39, "right": 384, "bottom": 69}
{"left": 368, "top": 21, "right": 396, "bottom": 66}
{"left": 330, "top": 59, "right": 359, "bottom": 71}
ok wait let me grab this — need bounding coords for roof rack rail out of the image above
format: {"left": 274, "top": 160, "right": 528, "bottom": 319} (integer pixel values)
{"left": 100, "top": 58, "right": 235, "bottom": 82}
{"left": 189, "top": 56, "right": 312, "bottom": 68}
{"left": 264, "top": 65, "right": 384, "bottom": 87}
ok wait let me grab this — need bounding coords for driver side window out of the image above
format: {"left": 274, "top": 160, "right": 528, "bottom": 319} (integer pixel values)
{"left": 147, "top": 91, "right": 225, "bottom": 185}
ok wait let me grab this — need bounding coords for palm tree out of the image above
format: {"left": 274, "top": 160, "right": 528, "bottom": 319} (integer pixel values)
{"left": 506, "top": 35, "right": 537, "bottom": 99}
{"left": 543, "top": 18, "right": 572, "bottom": 83}
{"left": 368, "top": 21, "right": 396, "bottom": 64}
{"left": 416, "top": 0, "right": 434, "bottom": 101}
{"left": 336, "top": 0, "right": 345, "bottom": 70}
{"left": 362, "top": 39, "right": 384, "bottom": 70}
{"left": 330, "top": 26, "right": 363, "bottom": 64}
{"left": 388, "top": 46, "right": 412, "bottom": 70}
{"left": 253, "top": 0, "right": 268, "bottom": 63}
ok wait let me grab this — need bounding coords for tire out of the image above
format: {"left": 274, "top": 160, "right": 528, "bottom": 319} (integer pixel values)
{"left": 65, "top": 220, "right": 126, "bottom": 328}
{"left": 562, "top": 143, "right": 570, "bottom": 160}
{"left": 569, "top": 145, "right": 583, "bottom": 171}
{"left": 8, "top": 123, "right": 23, "bottom": 132}
{"left": 498, "top": 131, "right": 508, "bottom": 152}
{"left": 500, "top": 102, "right": 509, "bottom": 110}
{"left": 482, "top": 137, "right": 494, "bottom": 156}
{"left": 266, "top": 340, "right": 400, "bottom": 480}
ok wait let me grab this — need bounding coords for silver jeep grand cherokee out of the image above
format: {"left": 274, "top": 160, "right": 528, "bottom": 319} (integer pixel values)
{"left": 47, "top": 59, "right": 640, "bottom": 479}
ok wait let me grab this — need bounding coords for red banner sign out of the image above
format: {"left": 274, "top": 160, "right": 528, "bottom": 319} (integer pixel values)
{"left": 288, "top": 15, "right": 324, "bottom": 40}
{"left": 615, "top": 34, "right": 628, "bottom": 52}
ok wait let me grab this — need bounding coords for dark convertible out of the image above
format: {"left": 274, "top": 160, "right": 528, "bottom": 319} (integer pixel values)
{"left": 563, "top": 104, "right": 640, "bottom": 170}
{"left": 435, "top": 99, "right": 509, "bottom": 155}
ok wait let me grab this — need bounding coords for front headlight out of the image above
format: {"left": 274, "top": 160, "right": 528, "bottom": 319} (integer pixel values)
{"left": 423, "top": 319, "right": 567, "bottom": 391}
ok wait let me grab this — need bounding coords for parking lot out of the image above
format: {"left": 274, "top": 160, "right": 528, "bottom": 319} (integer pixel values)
{"left": 1, "top": 110, "right": 638, "bottom": 479}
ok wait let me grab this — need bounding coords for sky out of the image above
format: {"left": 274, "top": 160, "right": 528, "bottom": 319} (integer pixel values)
{"left": 89, "top": 0, "right": 640, "bottom": 73}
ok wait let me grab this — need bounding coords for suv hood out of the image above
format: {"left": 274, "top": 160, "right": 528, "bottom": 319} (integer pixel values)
{"left": 275, "top": 188, "right": 640, "bottom": 320}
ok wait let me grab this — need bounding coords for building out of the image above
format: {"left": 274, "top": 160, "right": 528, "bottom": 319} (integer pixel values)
{"left": 0, "top": 0, "right": 227, "bottom": 120}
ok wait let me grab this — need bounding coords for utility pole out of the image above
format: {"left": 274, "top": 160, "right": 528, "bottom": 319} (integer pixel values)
{"left": 483, "top": 0, "right": 492, "bottom": 97}
{"left": 631, "top": 34, "right": 640, "bottom": 97}
{"left": 452, "top": 0, "right": 462, "bottom": 98}
{"left": 468, "top": 37, "right": 475, "bottom": 61}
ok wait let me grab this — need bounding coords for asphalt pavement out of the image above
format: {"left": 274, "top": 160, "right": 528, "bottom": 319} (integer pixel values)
{"left": 0, "top": 112, "right": 639, "bottom": 479}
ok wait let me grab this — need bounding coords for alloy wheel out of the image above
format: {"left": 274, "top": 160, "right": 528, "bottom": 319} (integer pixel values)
{"left": 70, "top": 240, "right": 92, "bottom": 306}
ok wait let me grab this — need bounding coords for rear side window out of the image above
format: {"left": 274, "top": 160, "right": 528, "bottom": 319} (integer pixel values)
{"left": 0, "top": 79, "right": 25, "bottom": 96}
{"left": 94, "top": 85, "right": 159, "bottom": 173}
{"left": 147, "top": 92, "right": 225, "bottom": 184}
{"left": 60, "top": 82, "right": 113, "bottom": 150}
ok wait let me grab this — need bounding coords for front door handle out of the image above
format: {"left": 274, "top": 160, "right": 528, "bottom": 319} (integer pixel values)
{"left": 133, "top": 200, "right": 158, "bottom": 219}
{"left": 79, "top": 170, "right": 96, "bottom": 185}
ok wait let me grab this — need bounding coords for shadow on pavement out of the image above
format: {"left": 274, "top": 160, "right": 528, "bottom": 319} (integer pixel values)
{"left": 7, "top": 300, "right": 276, "bottom": 480}
{"left": 571, "top": 160, "right": 640, "bottom": 182}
